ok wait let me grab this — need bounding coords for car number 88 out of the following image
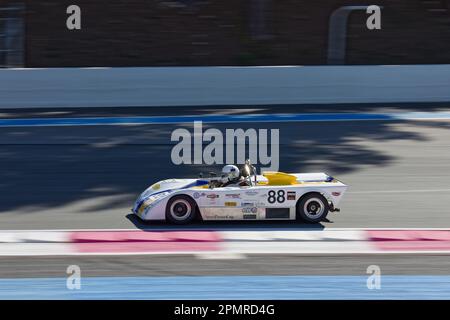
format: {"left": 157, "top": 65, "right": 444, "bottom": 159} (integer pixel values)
{"left": 267, "top": 190, "right": 285, "bottom": 203}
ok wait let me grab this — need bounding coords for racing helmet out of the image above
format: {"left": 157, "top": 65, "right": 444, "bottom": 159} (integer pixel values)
{"left": 221, "top": 164, "right": 240, "bottom": 182}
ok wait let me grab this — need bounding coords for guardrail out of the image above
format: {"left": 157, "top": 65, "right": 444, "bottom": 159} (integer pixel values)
{"left": 1, "top": 65, "right": 450, "bottom": 108}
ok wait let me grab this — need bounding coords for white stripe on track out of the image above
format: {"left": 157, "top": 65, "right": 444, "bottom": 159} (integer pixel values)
{"left": 350, "top": 189, "right": 450, "bottom": 194}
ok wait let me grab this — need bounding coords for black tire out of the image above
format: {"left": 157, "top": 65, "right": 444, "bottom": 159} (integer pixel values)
{"left": 165, "top": 195, "right": 197, "bottom": 225}
{"left": 296, "top": 193, "right": 329, "bottom": 223}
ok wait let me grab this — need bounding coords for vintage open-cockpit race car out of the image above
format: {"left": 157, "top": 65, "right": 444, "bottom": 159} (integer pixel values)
{"left": 132, "top": 160, "right": 347, "bottom": 224}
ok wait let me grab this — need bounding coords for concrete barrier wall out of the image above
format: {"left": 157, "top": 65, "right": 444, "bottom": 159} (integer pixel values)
{"left": 1, "top": 65, "right": 450, "bottom": 108}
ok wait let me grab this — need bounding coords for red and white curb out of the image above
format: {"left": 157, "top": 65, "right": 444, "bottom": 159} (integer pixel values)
{"left": 1, "top": 229, "right": 450, "bottom": 257}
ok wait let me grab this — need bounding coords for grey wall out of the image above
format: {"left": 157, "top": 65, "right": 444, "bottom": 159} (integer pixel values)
{"left": 1, "top": 66, "right": 450, "bottom": 108}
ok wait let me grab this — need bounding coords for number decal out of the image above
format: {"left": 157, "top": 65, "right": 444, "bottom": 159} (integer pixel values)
{"left": 268, "top": 190, "right": 276, "bottom": 203}
{"left": 277, "top": 190, "right": 285, "bottom": 203}
{"left": 268, "top": 190, "right": 285, "bottom": 203}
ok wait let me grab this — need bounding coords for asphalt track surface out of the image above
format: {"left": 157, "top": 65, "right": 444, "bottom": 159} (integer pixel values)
{"left": 1, "top": 103, "right": 450, "bottom": 278}
{"left": 1, "top": 255, "right": 450, "bottom": 278}
{"left": 1, "top": 103, "right": 450, "bottom": 229}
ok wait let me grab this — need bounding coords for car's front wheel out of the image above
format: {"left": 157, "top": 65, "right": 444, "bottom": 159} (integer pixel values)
{"left": 296, "top": 193, "right": 329, "bottom": 223}
{"left": 166, "top": 195, "right": 197, "bottom": 224}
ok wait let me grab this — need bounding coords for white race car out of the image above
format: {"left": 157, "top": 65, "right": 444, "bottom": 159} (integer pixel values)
{"left": 132, "top": 162, "right": 347, "bottom": 224}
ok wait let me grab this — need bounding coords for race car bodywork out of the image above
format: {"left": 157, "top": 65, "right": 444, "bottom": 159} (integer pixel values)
{"left": 132, "top": 171, "right": 348, "bottom": 224}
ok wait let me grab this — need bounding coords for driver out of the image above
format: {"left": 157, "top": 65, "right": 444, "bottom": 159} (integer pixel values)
{"left": 220, "top": 164, "right": 250, "bottom": 187}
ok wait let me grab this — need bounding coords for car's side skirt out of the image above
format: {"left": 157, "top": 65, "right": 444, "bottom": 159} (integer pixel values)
{"left": 198, "top": 207, "right": 296, "bottom": 221}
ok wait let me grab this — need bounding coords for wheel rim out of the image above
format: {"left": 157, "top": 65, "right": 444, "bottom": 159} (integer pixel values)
{"left": 170, "top": 199, "right": 192, "bottom": 221}
{"left": 303, "top": 198, "right": 325, "bottom": 220}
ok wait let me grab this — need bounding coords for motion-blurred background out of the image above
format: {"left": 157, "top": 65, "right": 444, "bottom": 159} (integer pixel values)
{"left": 1, "top": 0, "right": 450, "bottom": 300}
{"left": 2, "top": 0, "right": 450, "bottom": 67}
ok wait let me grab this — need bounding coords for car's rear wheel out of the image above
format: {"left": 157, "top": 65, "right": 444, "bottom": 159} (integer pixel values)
{"left": 296, "top": 193, "right": 329, "bottom": 223}
{"left": 166, "top": 195, "right": 197, "bottom": 224}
